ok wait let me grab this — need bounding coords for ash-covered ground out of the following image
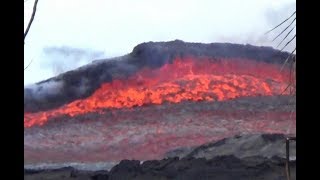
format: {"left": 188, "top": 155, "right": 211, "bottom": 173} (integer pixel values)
{"left": 25, "top": 134, "right": 296, "bottom": 180}
{"left": 25, "top": 95, "right": 295, "bottom": 164}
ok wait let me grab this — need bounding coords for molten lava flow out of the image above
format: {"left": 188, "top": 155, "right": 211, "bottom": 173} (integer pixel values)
{"left": 24, "top": 57, "right": 290, "bottom": 128}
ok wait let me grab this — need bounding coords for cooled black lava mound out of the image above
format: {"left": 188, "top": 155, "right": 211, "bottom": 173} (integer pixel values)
{"left": 24, "top": 40, "right": 293, "bottom": 113}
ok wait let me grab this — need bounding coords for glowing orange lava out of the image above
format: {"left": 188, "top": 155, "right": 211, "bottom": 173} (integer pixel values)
{"left": 24, "top": 57, "right": 290, "bottom": 128}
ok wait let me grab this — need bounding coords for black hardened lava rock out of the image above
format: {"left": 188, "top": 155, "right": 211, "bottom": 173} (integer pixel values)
{"left": 24, "top": 155, "right": 294, "bottom": 180}
{"left": 24, "top": 40, "right": 292, "bottom": 113}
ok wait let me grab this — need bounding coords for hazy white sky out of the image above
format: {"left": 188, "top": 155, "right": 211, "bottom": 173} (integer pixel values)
{"left": 24, "top": 0, "right": 295, "bottom": 85}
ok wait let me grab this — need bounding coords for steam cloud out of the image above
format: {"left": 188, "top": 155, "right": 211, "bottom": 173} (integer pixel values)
{"left": 24, "top": 46, "right": 106, "bottom": 107}
{"left": 25, "top": 80, "right": 64, "bottom": 101}
{"left": 216, "top": 1, "right": 296, "bottom": 52}
{"left": 41, "top": 46, "right": 106, "bottom": 75}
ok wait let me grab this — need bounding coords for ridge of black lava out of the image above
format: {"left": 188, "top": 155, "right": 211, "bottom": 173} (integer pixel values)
{"left": 24, "top": 40, "right": 293, "bottom": 113}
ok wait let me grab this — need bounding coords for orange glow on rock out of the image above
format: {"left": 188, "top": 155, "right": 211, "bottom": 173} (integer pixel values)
{"left": 24, "top": 57, "right": 290, "bottom": 128}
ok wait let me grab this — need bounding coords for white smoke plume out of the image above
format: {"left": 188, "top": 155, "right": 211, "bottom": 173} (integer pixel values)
{"left": 42, "top": 46, "right": 106, "bottom": 76}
